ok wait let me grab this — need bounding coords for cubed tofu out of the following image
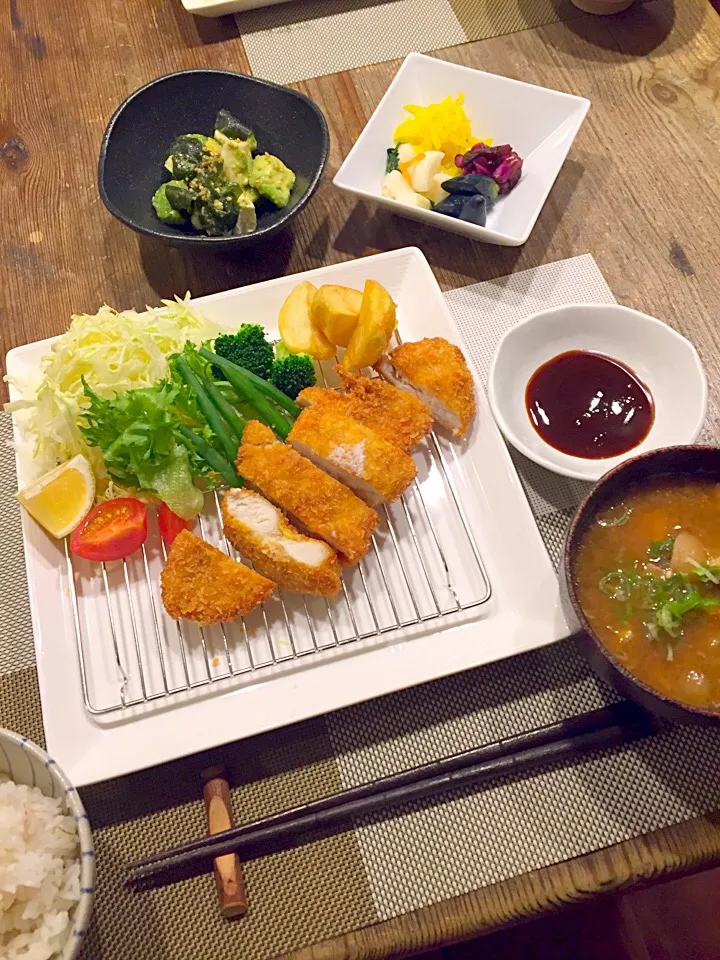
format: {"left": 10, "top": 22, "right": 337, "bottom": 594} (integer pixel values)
{"left": 220, "top": 137, "right": 253, "bottom": 186}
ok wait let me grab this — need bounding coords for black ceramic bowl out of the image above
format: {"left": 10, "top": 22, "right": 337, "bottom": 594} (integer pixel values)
{"left": 564, "top": 445, "right": 720, "bottom": 725}
{"left": 98, "top": 69, "right": 329, "bottom": 249}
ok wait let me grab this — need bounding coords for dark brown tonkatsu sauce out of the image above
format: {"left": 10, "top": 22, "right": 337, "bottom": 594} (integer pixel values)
{"left": 525, "top": 350, "right": 654, "bottom": 459}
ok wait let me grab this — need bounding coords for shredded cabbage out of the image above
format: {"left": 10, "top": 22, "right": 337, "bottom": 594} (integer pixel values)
{"left": 6, "top": 295, "right": 214, "bottom": 493}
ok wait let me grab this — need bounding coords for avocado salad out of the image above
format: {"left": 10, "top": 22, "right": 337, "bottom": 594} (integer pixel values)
{"left": 152, "top": 108, "right": 296, "bottom": 237}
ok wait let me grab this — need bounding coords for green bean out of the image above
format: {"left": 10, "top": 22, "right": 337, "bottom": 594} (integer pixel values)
{"left": 198, "top": 372, "right": 247, "bottom": 442}
{"left": 222, "top": 362, "right": 301, "bottom": 418}
{"left": 177, "top": 426, "right": 242, "bottom": 488}
{"left": 199, "top": 348, "right": 294, "bottom": 440}
{"left": 175, "top": 356, "right": 238, "bottom": 462}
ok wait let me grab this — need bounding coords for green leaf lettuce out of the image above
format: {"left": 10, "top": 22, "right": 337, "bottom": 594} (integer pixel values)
{"left": 79, "top": 379, "right": 212, "bottom": 520}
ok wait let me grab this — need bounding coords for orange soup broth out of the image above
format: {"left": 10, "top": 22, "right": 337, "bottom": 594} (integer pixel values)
{"left": 575, "top": 480, "right": 720, "bottom": 711}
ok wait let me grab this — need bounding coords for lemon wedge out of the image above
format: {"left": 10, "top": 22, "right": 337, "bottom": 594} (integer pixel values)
{"left": 17, "top": 455, "right": 95, "bottom": 539}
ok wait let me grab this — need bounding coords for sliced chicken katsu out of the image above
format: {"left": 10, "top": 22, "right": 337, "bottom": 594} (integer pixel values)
{"left": 222, "top": 488, "right": 342, "bottom": 596}
{"left": 236, "top": 421, "right": 379, "bottom": 565}
{"left": 288, "top": 404, "right": 416, "bottom": 506}
{"left": 161, "top": 529, "right": 274, "bottom": 626}
{"left": 297, "top": 368, "right": 432, "bottom": 453}
{"left": 375, "top": 338, "right": 476, "bottom": 437}
{"left": 336, "top": 368, "right": 434, "bottom": 450}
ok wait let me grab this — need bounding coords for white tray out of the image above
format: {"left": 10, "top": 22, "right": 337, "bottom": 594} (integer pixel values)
{"left": 7, "top": 248, "right": 569, "bottom": 786}
{"left": 181, "top": 0, "right": 292, "bottom": 16}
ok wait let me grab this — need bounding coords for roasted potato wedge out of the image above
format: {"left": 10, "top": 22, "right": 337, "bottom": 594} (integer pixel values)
{"left": 342, "top": 280, "right": 397, "bottom": 370}
{"left": 278, "top": 281, "right": 335, "bottom": 360}
{"left": 311, "top": 285, "right": 363, "bottom": 348}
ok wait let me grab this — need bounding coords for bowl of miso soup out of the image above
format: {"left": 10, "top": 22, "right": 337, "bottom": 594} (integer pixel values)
{"left": 566, "top": 446, "right": 720, "bottom": 723}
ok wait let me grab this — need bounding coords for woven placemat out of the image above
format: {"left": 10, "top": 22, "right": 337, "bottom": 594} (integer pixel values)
{"left": 2, "top": 255, "right": 720, "bottom": 959}
{"left": 234, "top": 0, "right": 582, "bottom": 85}
{"left": 326, "top": 255, "right": 720, "bottom": 921}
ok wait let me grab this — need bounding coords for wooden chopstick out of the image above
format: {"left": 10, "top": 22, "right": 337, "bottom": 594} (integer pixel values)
{"left": 127, "top": 702, "right": 658, "bottom": 889}
{"left": 201, "top": 765, "right": 248, "bottom": 918}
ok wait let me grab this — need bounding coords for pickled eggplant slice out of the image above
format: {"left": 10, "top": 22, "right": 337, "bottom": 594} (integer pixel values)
{"left": 441, "top": 174, "right": 499, "bottom": 202}
{"left": 458, "top": 194, "right": 487, "bottom": 227}
{"left": 433, "top": 195, "right": 467, "bottom": 218}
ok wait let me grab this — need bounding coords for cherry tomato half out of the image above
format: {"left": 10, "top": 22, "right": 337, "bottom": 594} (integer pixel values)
{"left": 157, "top": 502, "right": 190, "bottom": 550}
{"left": 70, "top": 498, "right": 148, "bottom": 562}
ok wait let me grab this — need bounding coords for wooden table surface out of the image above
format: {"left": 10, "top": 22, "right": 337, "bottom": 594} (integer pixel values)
{"left": 4, "top": 0, "right": 720, "bottom": 955}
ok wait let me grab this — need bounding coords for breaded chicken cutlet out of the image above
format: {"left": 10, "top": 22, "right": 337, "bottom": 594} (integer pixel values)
{"left": 297, "top": 368, "right": 432, "bottom": 453}
{"left": 288, "top": 404, "right": 416, "bottom": 506}
{"left": 222, "top": 489, "right": 342, "bottom": 596}
{"left": 375, "top": 338, "right": 476, "bottom": 437}
{"left": 237, "top": 421, "right": 378, "bottom": 565}
{"left": 161, "top": 529, "right": 274, "bottom": 626}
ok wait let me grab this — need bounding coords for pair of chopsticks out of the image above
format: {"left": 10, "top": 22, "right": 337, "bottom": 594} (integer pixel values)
{"left": 128, "top": 701, "right": 658, "bottom": 890}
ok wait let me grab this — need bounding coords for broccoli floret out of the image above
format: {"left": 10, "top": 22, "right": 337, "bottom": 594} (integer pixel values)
{"left": 271, "top": 344, "right": 316, "bottom": 399}
{"left": 251, "top": 153, "right": 296, "bottom": 208}
{"left": 213, "top": 325, "right": 274, "bottom": 380}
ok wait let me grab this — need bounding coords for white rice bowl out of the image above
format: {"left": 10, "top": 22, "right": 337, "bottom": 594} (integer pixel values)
{"left": 0, "top": 778, "right": 81, "bottom": 960}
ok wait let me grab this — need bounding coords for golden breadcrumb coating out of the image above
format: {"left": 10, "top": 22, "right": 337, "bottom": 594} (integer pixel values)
{"left": 237, "top": 421, "right": 379, "bottom": 565}
{"left": 241, "top": 420, "right": 277, "bottom": 447}
{"left": 222, "top": 489, "right": 342, "bottom": 597}
{"left": 288, "top": 405, "right": 416, "bottom": 504}
{"left": 381, "top": 338, "right": 476, "bottom": 437}
{"left": 161, "top": 529, "right": 274, "bottom": 626}
{"left": 298, "top": 369, "right": 432, "bottom": 453}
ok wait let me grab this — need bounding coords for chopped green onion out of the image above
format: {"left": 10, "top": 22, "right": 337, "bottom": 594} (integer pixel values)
{"left": 598, "top": 562, "right": 720, "bottom": 641}
{"left": 599, "top": 571, "right": 632, "bottom": 602}
{"left": 690, "top": 560, "right": 720, "bottom": 585}
{"left": 596, "top": 504, "right": 632, "bottom": 527}
{"left": 647, "top": 535, "right": 676, "bottom": 564}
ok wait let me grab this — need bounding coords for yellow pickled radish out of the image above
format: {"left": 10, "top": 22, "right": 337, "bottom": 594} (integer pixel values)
{"left": 394, "top": 94, "right": 478, "bottom": 173}
{"left": 16, "top": 454, "right": 95, "bottom": 538}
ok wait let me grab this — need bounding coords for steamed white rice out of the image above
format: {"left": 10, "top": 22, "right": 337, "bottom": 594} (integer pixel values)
{"left": 0, "top": 778, "right": 81, "bottom": 960}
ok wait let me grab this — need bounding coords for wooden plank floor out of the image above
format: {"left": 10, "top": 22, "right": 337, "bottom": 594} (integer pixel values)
{"left": 418, "top": 868, "right": 720, "bottom": 959}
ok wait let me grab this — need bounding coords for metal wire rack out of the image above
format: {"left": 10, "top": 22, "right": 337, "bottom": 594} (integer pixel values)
{"left": 64, "top": 361, "right": 492, "bottom": 718}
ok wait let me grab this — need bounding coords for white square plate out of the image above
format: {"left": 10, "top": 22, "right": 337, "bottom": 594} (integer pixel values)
{"left": 334, "top": 53, "right": 590, "bottom": 247}
{"left": 7, "top": 248, "right": 569, "bottom": 786}
{"left": 181, "top": 0, "right": 292, "bottom": 14}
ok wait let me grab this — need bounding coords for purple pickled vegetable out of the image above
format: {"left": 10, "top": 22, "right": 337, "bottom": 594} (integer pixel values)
{"left": 455, "top": 143, "right": 513, "bottom": 169}
{"left": 492, "top": 154, "right": 523, "bottom": 195}
{"left": 456, "top": 142, "right": 524, "bottom": 196}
